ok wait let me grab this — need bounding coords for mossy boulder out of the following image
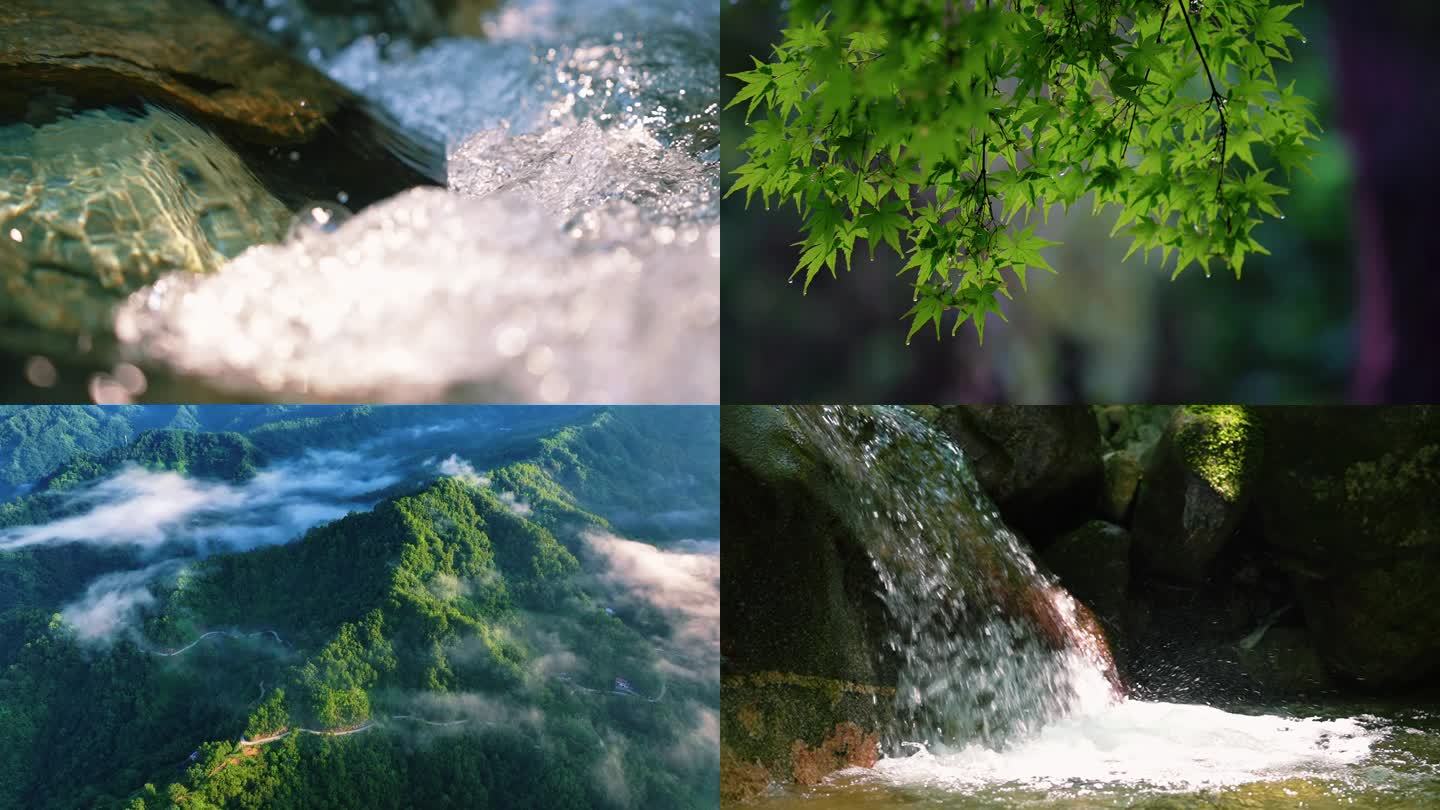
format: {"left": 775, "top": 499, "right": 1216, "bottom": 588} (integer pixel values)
{"left": 720, "top": 674, "right": 889, "bottom": 801}
{"left": 1042, "top": 520, "right": 1131, "bottom": 625}
{"left": 720, "top": 405, "right": 892, "bottom": 792}
{"left": 1132, "top": 406, "right": 1263, "bottom": 582}
{"left": 1258, "top": 406, "right": 1440, "bottom": 688}
{"left": 922, "top": 405, "right": 1103, "bottom": 540}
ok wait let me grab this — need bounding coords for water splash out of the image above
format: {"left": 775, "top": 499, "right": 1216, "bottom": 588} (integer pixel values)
{"left": 448, "top": 121, "right": 715, "bottom": 222}
{"left": 860, "top": 701, "right": 1380, "bottom": 792}
{"left": 114, "top": 189, "right": 718, "bottom": 402}
{"left": 781, "top": 406, "right": 1120, "bottom": 750}
{"left": 322, "top": 0, "right": 717, "bottom": 152}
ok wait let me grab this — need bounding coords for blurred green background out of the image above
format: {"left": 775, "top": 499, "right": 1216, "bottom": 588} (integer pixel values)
{"left": 721, "top": 2, "right": 1353, "bottom": 403}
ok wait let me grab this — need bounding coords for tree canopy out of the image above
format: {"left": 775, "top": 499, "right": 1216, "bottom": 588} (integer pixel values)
{"left": 727, "top": 0, "right": 1318, "bottom": 342}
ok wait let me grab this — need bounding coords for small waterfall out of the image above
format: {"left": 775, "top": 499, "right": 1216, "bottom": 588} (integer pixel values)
{"left": 782, "top": 405, "right": 1119, "bottom": 750}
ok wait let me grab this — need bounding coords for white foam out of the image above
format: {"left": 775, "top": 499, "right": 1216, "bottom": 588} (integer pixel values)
{"left": 449, "top": 121, "right": 716, "bottom": 221}
{"left": 862, "top": 700, "right": 1380, "bottom": 792}
{"left": 114, "top": 188, "right": 717, "bottom": 402}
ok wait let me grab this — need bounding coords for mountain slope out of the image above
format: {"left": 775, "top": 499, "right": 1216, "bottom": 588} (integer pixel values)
{"left": 0, "top": 406, "right": 718, "bottom": 810}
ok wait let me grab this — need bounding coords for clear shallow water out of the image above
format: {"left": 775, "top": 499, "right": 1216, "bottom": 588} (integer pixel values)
{"left": 111, "top": 0, "right": 718, "bottom": 402}
{"left": 748, "top": 700, "right": 1440, "bottom": 809}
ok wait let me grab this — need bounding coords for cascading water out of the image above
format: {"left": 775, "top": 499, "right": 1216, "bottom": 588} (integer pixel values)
{"left": 768, "top": 406, "right": 1406, "bottom": 805}
{"left": 783, "top": 405, "right": 1120, "bottom": 750}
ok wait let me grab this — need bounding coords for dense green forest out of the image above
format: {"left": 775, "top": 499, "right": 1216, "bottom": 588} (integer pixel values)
{"left": 0, "top": 406, "right": 719, "bottom": 809}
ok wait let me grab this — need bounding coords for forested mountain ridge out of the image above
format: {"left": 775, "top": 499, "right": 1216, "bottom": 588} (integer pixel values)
{"left": 0, "top": 405, "right": 602, "bottom": 495}
{"left": 0, "top": 406, "right": 719, "bottom": 810}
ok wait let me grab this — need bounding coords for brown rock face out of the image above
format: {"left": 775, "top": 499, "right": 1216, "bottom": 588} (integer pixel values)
{"left": 0, "top": 0, "right": 341, "bottom": 143}
{"left": 790, "top": 723, "right": 880, "bottom": 786}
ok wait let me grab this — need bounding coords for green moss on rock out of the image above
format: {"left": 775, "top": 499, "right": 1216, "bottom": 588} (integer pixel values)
{"left": 1131, "top": 406, "right": 1262, "bottom": 583}
{"left": 1173, "top": 405, "right": 1263, "bottom": 502}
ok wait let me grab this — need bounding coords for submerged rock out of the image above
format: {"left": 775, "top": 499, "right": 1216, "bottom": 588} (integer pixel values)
{"left": 0, "top": 107, "right": 288, "bottom": 337}
{"left": 923, "top": 405, "right": 1103, "bottom": 540}
{"left": 1259, "top": 406, "right": 1440, "bottom": 688}
{"left": 1132, "top": 406, "right": 1263, "bottom": 582}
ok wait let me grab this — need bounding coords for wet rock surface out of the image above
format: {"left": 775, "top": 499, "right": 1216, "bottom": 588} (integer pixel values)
{"left": 922, "top": 405, "right": 1103, "bottom": 540}
{"left": 0, "top": 0, "right": 341, "bottom": 143}
{"left": 720, "top": 406, "right": 893, "bottom": 798}
{"left": 1042, "top": 520, "right": 1131, "bottom": 626}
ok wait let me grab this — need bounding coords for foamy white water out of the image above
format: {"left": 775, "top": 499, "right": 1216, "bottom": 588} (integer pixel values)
{"left": 861, "top": 700, "right": 1380, "bottom": 792}
{"left": 115, "top": 188, "right": 718, "bottom": 401}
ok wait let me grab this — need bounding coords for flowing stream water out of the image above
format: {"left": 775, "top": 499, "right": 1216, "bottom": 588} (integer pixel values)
{"left": 760, "top": 406, "right": 1440, "bottom": 809}
{"left": 3, "top": 0, "right": 718, "bottom": 403}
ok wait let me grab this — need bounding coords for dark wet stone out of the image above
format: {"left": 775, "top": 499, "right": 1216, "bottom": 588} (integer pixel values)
{"left": 1043, "top": 520, "right": 1131, "bottom": 625}
{"left": 921, "top": 405, "right": 1104, "bottom": 541}
{"left": 1257, "top": 406, "right": 1440, "bottom": 689}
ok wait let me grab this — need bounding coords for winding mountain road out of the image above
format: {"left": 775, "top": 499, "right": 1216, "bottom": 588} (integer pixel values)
{"left": 554, "top": 676, "right": 667, "bottom": 703}
{"left": 148, "top": 629, "right": 288, "bottom": 657}
{"left": 238, "top": 722, "right": 375, "bottom": 747}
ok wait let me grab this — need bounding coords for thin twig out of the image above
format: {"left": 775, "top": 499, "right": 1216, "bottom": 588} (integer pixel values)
{"left": 1177, "top": 0, "right": 1230, "bottom": 231}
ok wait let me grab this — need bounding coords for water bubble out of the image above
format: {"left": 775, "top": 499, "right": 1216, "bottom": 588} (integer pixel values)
{"left": 286, "top": 201, "right": 353, "bottom": 242}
